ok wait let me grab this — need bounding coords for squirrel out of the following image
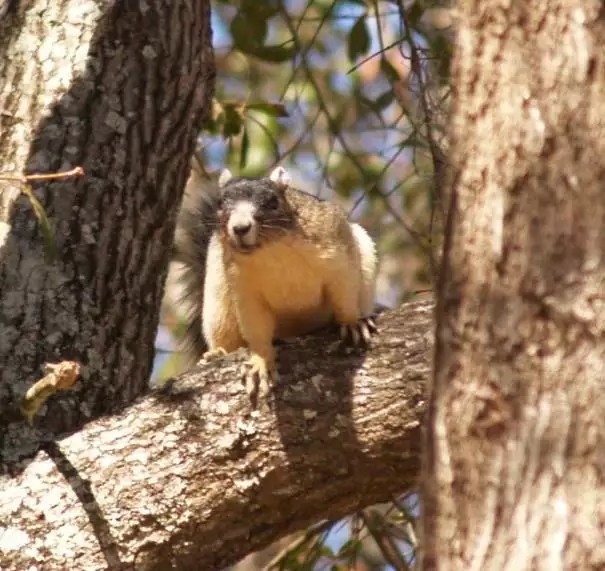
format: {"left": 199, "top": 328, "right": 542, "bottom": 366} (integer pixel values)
{"left": 172, "top": 165, "right": 377, "bottom": 398}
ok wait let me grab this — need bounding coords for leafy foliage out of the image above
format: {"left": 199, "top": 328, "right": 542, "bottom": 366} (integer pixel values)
{"left": 232, "top": 494, "right": 419, "bottom": 570}
{"left": 199, "top": 0, "right": 452, "bottom": 306}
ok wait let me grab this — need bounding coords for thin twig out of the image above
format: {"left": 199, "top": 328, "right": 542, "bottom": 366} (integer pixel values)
{"left": 347, "top": 37, "right": 404, "bottom": 75}
{"left": 360, "top": 510, "right": 412, "bottom": 571}
{"left": 0, "top": 165, "right": 84, "bottom": 184}
{"left": 397, "top": 0, "right": 447, "bottom": 283}
{"left": 294, "top": 10, "right": 400, "bottom": 23}
{"left": 279, "top": 0, "right": 336, "bottom": 102}
{"left": 275, "top": 108, "right": 322, "bottom": 166}
{"left": 245, "top": 114, "right": 281, "bottom": 162}
{"left": 261, "top": 519, "right": 336, "bottom": 571}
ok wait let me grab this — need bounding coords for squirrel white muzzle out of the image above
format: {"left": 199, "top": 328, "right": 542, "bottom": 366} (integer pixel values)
{"left": 227, "top": 200, "right": 259, "bottom": 251}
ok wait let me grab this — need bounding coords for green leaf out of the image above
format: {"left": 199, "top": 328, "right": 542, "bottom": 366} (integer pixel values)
{"left": 347, "top": 15, "right": 370, "bottom": 62}
{"left": 374, "top": 90, "right": 395, "bottom": 110}
{"left": 201, "top": 115, "right": 219, "bottom": 135}
{"left": 222, "top": 105, "right": 243, "bottom": 137}
{"left": 240, "top": 126, "right": 249, "bottom": 169}
{"left": 240, "top": 0, "right": 279, "bottom": 20}
{"left": 337, "top": 538, "right": 362, "bottom": 558}
{"left": 380, "top": 57, "right": 400, "bottom": 83}
{"left": 247, "top": 44, "right": 297, "bottom": 62}
{"left": 429, "top": 33, "right": 453, "bottom": 83}
{"left": 245, "top": 102, "right": 289, "bottom": 117}
{"left": 357, "top": 91, "right": 394, "bottom": 118}
{"left": 230, "top": 13, "right": 267, "bottom": 52}
{"left": 406, "top": 1, "right": 425, "bottom": 26}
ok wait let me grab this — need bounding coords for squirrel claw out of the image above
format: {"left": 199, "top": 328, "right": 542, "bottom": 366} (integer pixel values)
{"left": 340, "top": 317, "right": 377, "bottom": 346}
{"left": 200, "top": 347, "right": 227, "bottom": 363}
{"left": 243, "top": 355, "right": 278, "bottom": 399}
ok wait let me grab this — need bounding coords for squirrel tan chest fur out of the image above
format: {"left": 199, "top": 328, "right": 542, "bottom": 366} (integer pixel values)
{"left": 174, "top": 166, "right": 377, "bottom": 397}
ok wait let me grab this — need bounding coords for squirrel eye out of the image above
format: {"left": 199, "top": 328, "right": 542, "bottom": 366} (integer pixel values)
{"left": 265, "top": 195, "right": 279, "bottom": 209}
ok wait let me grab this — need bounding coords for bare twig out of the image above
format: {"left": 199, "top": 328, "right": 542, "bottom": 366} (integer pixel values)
{"left": 278, "top": 0, "right": 337, "bottom": 102}
{"left": 0, "top": 166, "right": 85, "bottom": 260}
{"left": 0, "top": 165, "right": 84, "bottom": 183}
{"left": 361, "top": 509, "right": 412, "bottom": 571}
{"left": 261, "top": 519, "right": 336, "bottom": 571}
{"left": 294, "top": 10, "right": 400, "bottom": 23}
{"left": 348, "top": 514, "right": 362, "bottom": 570}
{"left": 275, "top": 108, "right": 322, "bottom": 166}
{"left": 347, "top": 37, "right": 404, "bottom": 75}
{"left": 398, "top": 1, "right": 445, "bottom": 191}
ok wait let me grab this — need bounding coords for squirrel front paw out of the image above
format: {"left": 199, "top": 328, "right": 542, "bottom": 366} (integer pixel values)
{"left": 340, "top": 316, "right": 377, "bottom": 346}
{"left": 199, "top": 347, "right": 228, "bottom": 364}
{"left": 243, "top": 354, "right": 278, "bottom": 399}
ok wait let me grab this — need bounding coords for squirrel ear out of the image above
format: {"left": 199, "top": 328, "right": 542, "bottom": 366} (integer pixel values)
{"left": 269, "top": 166, "right": 291, "bottom": 189}
{"left": 218, "top": 169, "right": 233, "bottom": 188}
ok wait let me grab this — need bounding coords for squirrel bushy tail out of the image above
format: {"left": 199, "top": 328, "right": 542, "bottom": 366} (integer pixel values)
{"left": 172, "top": 164, "right": 219, "bottom": 363}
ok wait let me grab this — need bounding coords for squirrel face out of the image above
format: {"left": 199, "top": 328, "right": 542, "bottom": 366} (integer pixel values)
{"left": 217, "top": 167, "right": 295, "bottom": 254}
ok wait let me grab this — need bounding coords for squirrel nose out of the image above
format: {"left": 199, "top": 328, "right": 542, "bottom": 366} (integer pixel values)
{"left": 233, "top": 222, "right": 252, "bottom": 236}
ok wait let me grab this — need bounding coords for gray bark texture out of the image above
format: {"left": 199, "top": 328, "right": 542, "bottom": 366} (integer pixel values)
{"left": 0, "top": 301, "right": 431, "bottom": 571}
{"left": 424, "top": 2, "right": 605, "bottom": 570}
{"left": 0, "top": 1, "right": 215, "bottom": 460}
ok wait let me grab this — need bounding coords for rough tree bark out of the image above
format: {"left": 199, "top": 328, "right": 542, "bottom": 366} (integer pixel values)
{"left": 0, "top": 1, "right": 214, "bottom": 457}
{"left": 424, "top": 2, "right": 605, "bottom": 570}
{"left": 0, "top": 302, "right": 431, "bottom": 571}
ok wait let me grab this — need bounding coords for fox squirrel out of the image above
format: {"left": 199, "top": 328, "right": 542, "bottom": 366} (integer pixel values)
{"left": 173, "top": 165, "right": 377, "bottom": 397}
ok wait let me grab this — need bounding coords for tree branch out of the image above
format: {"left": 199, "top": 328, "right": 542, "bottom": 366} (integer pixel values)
{"left": 0, "top": 301, "right": 432, "bottom": 571}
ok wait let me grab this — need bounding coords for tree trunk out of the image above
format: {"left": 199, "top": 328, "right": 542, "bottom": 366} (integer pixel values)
{"left": 0, "top": 302, "right": 431, "bottom": 571}
{"left": 0, "top": 1, "right": 214, "bottom": 455}
{"left": 424, "top": 2, "right": 605, "bottom": 570}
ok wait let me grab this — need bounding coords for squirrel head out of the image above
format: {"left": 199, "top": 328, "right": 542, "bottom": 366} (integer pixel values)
{"left": 217, "top": 167, "right": 295, "bottom": 254}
